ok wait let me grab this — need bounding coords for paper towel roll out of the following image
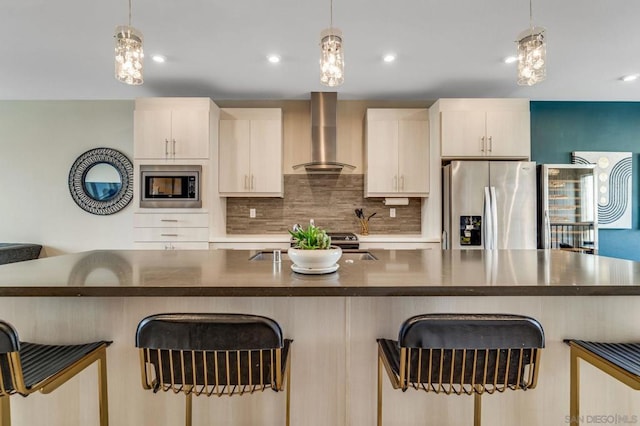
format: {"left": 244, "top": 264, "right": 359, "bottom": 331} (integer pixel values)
{"left": 383, "top": 198, "right": 409, "bottom": 206}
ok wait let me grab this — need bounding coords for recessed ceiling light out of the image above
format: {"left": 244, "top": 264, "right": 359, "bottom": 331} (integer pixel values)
{"left": 504, "top": 56, "right": 518, "bottom": 64}
{"left": 621, "top": 74, "right": 638, "bottom": 82}
{"left": 383, "top": 54, "right": 396, "bottom": 63}
{"left": 151, "top": 55, "right": 166, "bottom": 63}
{"left": 267, "top": 55, "right": 281, "bottom": 64}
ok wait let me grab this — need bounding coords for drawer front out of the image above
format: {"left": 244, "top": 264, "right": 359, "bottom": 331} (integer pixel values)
{"left": 210, "top": 242, "right": 290, "bottom": 250}
{"left": 133, "top": 242, "right": 210, "bottom": 250}
{"left": 359, "top": 242, "right": 435, "bottom": 250}
{"left": 133, "top": 227, "right": 209, "bottom": 242}
{"left": 134, "top": 213, "right": 209, "bottom": 228}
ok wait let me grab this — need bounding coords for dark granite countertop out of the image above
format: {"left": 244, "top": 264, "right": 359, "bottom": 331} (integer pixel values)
{"left": 0, "top": 249, "right": 638, "bottom": 297}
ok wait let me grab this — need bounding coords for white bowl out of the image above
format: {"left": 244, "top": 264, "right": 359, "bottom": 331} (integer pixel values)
{"left": 287, "top": 246, "right": 342, "bottom": 269}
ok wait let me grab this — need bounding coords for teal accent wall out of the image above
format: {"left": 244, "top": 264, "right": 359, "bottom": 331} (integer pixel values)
{"left": 530, "top": 102, "right": 640, "bottom": 261}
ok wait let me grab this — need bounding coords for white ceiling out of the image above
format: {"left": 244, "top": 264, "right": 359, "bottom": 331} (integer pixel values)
{"left": 3, "top": 0, "right": 640, "bottom": 101}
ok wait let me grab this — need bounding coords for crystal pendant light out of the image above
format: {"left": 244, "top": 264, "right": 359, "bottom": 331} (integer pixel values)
{"left": 114, "top": 0, "right": 144, "bottom": 85}
{"left": 319, "top": 0, "right": 344, "bottom": 87}
{"left": 516, "top": 0, "right": 546, "bottom": 86}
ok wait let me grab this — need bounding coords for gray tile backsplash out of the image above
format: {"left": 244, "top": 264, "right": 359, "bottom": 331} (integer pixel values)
{"left": 226, "top": 174, "right": 421, "bottom": 234}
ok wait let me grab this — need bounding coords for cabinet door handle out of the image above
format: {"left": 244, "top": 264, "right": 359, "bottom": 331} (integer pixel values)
{"left": 244, "top": 175, "right": 249, "bottom": 190}
{"left": 488, "top": 136, "right": 493, "bottom": 152}
{"left": 161, "top": 233, "right": 179, "bottom": 237}
{"left": 165, "top": 139, "right": 169, "bottom": 157}
{"left": 172, "top": 139, "right": 176, "bottom": 156}
{"left": 400, "top": 175, "right": 405, "bottom": 191}
{"left": 481, "top": 136, "right": 485, "bottom": 152}
{"left": 251, "top": 175, "right": 255, "bottom": 190}
{"left": 160, "top": 219, "right": 178, "bottom": 223}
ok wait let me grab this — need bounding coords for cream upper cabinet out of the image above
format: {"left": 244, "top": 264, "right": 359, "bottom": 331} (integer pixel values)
{"left": 485, "top": 110, "right": 531, "bottom": 157}
{"left": 366, "top": 119, "right": 399, "bottom": 194}
{"left": 219, "top": 108, "right": 283, "bottom": 197}
{"left": 219, "top": 119, "right": 251, "bottom": 193}
{"left": 365, "top": 109, "right": 429, "bottom": 197}
{"left": 437, "top": 98, "right": 531, "bottom": 159}
{"left": 134, "top": 98, "right": 212, "bottom": 160}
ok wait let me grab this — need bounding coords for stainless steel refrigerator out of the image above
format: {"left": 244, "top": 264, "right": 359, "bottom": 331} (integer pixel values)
{"left": 443, "top": 161, "right": 537, "bottom": 250}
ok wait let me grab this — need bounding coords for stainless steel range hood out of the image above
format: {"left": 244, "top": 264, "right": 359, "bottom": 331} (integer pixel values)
{"left": 292, "top": 92, "right": 356, "bottom": 173}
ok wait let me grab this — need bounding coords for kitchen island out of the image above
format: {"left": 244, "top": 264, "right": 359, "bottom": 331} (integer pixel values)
{"left": 0, "top": 249, "right": 639, "bottom": 425}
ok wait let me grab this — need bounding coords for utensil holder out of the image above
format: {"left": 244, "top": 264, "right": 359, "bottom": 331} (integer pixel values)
{"left": 359, "top": 219, "right": 369, "bottom": 236}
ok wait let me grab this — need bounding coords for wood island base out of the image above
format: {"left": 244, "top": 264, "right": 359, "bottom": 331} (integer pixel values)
{"left": 2, "top": 295, "right": 640, "bottom": 426}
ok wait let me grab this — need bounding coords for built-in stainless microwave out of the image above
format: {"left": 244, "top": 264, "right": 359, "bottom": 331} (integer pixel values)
{"left": 140, "top": 165, "right": 202, "bottom": 208}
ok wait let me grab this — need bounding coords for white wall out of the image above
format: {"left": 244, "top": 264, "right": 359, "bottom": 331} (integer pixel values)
{"left": 0, "top": 99, "right": 439, "bottom": 255}
{"left": 0, "top": 101, "right": 134, "bottom": 255}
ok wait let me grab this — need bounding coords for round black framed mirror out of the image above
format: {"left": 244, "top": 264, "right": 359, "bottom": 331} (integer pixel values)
{"left": 68, "top": 147, "right": 133, "bottom": 215}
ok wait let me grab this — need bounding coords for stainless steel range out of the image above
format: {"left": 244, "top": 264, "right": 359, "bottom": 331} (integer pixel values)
{"left": 326, "top": 232, "right": 359, "bottom": 250}
{"left": 290, "top": 232, "right": 359, "bottom": 250}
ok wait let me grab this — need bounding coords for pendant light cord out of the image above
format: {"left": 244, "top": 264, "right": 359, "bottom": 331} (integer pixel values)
{"left": 529, "top": 0, "right": 533, "bottom": 30}
{"left": 330, "top": 0, "right": 333, "bottom": 30}
{"left": 129, "top": 0, "right": 132, "bottom": 27}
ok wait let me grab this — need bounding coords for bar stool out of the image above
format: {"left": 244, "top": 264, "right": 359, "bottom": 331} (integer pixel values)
{"left": 565, "top": 340, "right": 640, "bottom": 424}
{"left": 0, "top": 319, "right": 111, "bottom": 425}
{"left": 377, "top": 313, "right": 545, "bottom": 426}
{"left": 135, "top": 313, "right": 292, "bottom": 426}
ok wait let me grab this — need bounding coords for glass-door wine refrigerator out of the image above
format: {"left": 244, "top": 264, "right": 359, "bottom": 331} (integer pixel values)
{"left": 538, "top": 164, "right": 598, "bottom": 254}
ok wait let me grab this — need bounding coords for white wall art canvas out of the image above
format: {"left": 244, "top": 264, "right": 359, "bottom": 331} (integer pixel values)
{"left": 572, "top": 151, "right": 632, "bottom": 229}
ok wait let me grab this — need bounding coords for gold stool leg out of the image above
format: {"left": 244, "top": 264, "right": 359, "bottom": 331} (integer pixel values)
{"left": 286, "top": 356, "right": 291, "bottom": 426}
{"left": 473, "top": 393, "right": 482, "bottom": 426}
{"left": 0, "top": 395, "right": 10, "bottom": 426}
{"left": 570, "top": 348, "right": 580, "bottom": 425}
{"left": 377, "top": 354, "right": 382, "bottom": 426}
{"left": 184, "top": 392, "right": 193, "bottom": 426}
{"left": 185, "top": 392, "right": 193, "bottom": 426}
{"left": 98, "top": 350, "right": 109, "bottom": 426}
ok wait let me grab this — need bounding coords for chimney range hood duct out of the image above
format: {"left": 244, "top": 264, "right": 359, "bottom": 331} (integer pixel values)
{"left": 292, "top": 92, "right": 355, "bottom": 173}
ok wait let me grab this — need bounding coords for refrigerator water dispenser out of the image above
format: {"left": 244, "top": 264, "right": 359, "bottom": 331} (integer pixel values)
{"left": 460, "top": 216, "right": 482, "bottom": 246}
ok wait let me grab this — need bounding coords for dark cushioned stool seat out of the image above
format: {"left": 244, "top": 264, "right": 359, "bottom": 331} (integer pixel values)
{"left": 136, "top": 313, "right": 293, "bottom": 426}
{"left": 568, "top": 341, "right": 640, "bottom": 376}
{"left": 565, "top": 339, "right": 640, "bottom": 424}
{"left": 0, "top": 320, "right": 111, "bottom": 426}
{"left": 377, "top": 313, "right": 545, "bottom": 426}
{"left": 17, "top": 341, "right": 110, "bottom": 392}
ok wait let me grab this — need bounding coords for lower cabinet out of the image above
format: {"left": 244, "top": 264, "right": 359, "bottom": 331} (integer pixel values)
{"left": 133, "top": 241, "right": 210, "bottom": 250}
{"left": 210, "top": 241, "right": 290, "bottom": 250}
{"left": 359, "top": 242, "right": 441, "bottom": 250}
{"left": 133, "top": 213, "right": 209, "bottom": 250}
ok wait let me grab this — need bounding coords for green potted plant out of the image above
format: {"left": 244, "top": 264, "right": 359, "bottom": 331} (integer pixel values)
{"left": 288, "top": 222, "right": 342, "bottom": 271}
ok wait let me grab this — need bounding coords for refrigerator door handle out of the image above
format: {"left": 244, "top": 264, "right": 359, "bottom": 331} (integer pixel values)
{"left": 490, "top": 186, "right": 498, "bottom": 250}
{"left": 483, "top": 187, "right": 493, "bottom": 250}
